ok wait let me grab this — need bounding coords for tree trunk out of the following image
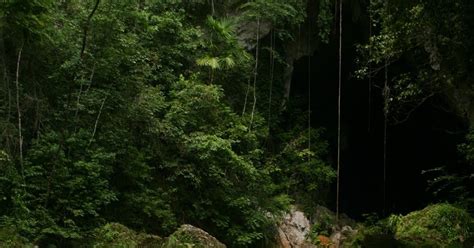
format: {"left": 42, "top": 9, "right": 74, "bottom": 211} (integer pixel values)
{"left": 80, "top": 0, "right": 101, "bottom": 58}
{"left": 15, "top": 45, "right": 24, "bottom": 181}
{"left": 249, "top": 18, "right": 260, "bottom": 131}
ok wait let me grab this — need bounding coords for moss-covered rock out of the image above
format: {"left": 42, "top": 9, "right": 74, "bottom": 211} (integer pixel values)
{"left": 393, "top": 204, "right": 473, "bottom": 247}
{"left": 163, "top": 224, "right": 226, "bottom": 248}
{"left": 92, "top": 223, "right": 163, "bottom": 248}
{"left": 91, "top": 223, "right": 226, "bottom": 248}
{"left": 344, "top": 204, "right": 474, "bottom": 248}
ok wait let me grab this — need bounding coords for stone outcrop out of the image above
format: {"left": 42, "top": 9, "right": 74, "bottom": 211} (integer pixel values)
{"left": 276, "top": 207, "right": 316, "bottom": 248}
{"left": 92, "top": 223, "right": 226, "bottom": 248}
{"left": 275, "top": 206, "right": 357, "bottom": 248}
{"left": 236, "top": 19, "right": 273, "bottom": 50}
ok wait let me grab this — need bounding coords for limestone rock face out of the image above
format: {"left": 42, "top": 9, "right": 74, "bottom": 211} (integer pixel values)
{"left": 276, "top": 207, "right": 316, "bottom": 248}
{"left": 236, "top": 20, "right": 272, "bottom": 50}
{"left": 274, "top": 206, "right": 359, "bottom": 248}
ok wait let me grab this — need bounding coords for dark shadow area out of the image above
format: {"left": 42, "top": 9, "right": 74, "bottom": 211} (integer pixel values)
{"left": 288, "top": 9, "right": 468, "bottom": 219}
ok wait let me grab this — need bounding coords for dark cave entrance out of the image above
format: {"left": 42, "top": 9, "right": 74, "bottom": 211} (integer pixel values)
{"left": 287, "top": 14, "right": 468, "bottom": 218}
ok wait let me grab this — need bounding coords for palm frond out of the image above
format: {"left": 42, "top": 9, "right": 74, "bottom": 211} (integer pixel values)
{"left": 196, "top": 56, "right": 220, "bottom": 69}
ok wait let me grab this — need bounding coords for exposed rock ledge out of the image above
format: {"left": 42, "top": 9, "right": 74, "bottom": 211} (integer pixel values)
{"left": 276, "top": 207, "right": 315, "bottom": 248}
{"left": 275, "top": 206, "right": 357, "bottom": 248}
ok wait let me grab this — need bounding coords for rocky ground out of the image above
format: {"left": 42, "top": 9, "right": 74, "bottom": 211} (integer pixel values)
{"left": 2, "top": 203, "right": 472, "bottom": 247}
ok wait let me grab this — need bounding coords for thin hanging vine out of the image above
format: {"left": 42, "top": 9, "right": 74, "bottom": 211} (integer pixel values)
{"left": 336, "top": 0, "right": 343, "bottom": 221}
{"left": 382, "top": 1, "right": 392, "bottom": 216}
{"left": 368, "top": 2, "right": 372, "bottom": 133}
{"left": 383, "top": 56, "right": 390, "bottom": 215}
{"left": 308, "top": 18, "right": 312, "bottom": 166}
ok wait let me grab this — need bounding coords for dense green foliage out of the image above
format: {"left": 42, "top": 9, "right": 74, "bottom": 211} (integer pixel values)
{"left": 358, "top": 0, "right": 474, "bottom": 121}
{"left": 392, "top": 204, "right": 473, "bottom": 247}
{"left": 1, "top": 0, "right": 473, "bottom": 247}
{"left": 0, "top": 227, "right": 34, "bottom": 248}
{"left": 92, "top": 223, "right": 162, "bottom": 248}
{"left": 0, "top": 0, "right": 336, "bottom": 247}
{"left": 164, "top": 224, "right": 226, "bottom": 248}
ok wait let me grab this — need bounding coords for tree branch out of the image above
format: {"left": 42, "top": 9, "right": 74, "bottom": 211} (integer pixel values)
{"left": 392, "top": 93, "right": 435, "bottom": 125}
{"left": 80, "top": 0, "right": 101, "bottom": 58}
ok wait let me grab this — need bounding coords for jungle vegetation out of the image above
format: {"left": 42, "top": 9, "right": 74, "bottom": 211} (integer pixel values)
{"left": 0, "top": 0, "right": 473, "bottom": 247}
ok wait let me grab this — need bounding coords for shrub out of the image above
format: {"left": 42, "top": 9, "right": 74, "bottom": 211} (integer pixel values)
{"left": 92, "top": 223, "right": 162, "bottom": 248}
{"left": 393, "top": 204, "right": 473, "bottom": 247}
{"left": 0, "top": 227, "right": 33, "bottom": 248}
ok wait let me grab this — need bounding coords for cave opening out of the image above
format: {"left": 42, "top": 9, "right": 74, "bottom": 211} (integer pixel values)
{"left": 287, "top": 14, "right": 468, "bottom": 219}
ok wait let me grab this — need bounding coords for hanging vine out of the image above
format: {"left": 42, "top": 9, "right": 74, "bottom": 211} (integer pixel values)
{"left": 336, "top": 0, "right": 343, "bottom": 221}
{"left": 383, "top": 55, "right": 390, "bottom": 215}
{"left": 368, "top": 1, "right": 373, "bottom": 133}
{"left": 308, "top": 18, "right": 312, "bottom": 166}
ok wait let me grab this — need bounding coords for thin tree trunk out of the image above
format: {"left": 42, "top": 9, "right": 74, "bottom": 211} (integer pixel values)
{"left": 282, "top": 57, "right": 294, "bottom": 109}
{"left": 281, "top": 24, "right": 302, "bottom": 109}
{"left": 15, "top": 45, "right": 25, "bottom": 182}
{"left": 73, "top": 76, "right": 85, "bottom": 129}
{"left": 80, "top": 0, "right": 101, "bottom": 58}
{"left": 89, "top": 96, "right": 107, "bottom": 146}
{"left": 84, "top": 63, "right": 95, "bottom": 94}
{"left": 242, "top": 77, "right": 251, "bottom": 116}
{"left": 249, "top": 18, "right": 260, "bottom": 131}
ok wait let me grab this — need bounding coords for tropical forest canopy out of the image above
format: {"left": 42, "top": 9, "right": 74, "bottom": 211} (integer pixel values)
{"left": 0, "top": 0, "right": 473, "bottom": 247}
